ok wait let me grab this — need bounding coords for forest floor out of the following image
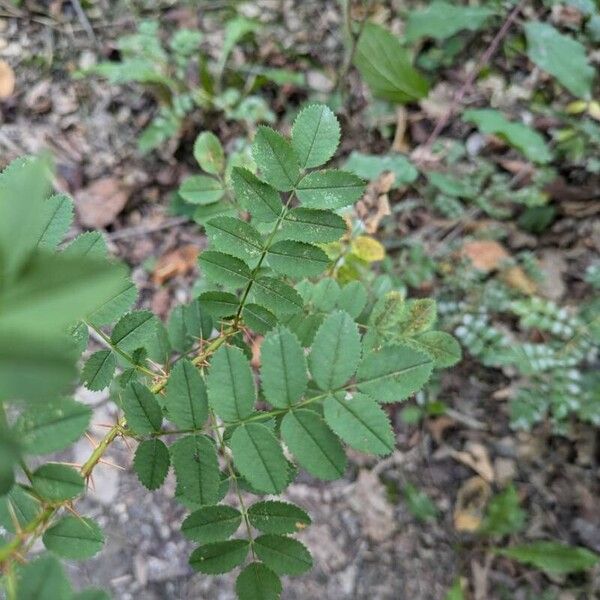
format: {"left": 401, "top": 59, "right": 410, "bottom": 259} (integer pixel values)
{"left": 1, "top": 1, "right": 599, "bottom": 599}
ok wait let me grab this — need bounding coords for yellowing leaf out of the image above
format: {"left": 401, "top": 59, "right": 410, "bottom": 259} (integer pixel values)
{"left": 351, "top": 236, "right": 385, "bottom": 263}
{"left": 0, "top": 60, "right": 15, "bottom": 99}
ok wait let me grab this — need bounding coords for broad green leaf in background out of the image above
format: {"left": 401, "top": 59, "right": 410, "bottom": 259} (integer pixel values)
{"left": 525, "top": 21, "right": 595, "bottom": 99}
{"left": 247, "top": 500, "right": 311, "bottom": 535}
{"left": 205, "top": 216, "right": 264, "bottom": 265}
{"left": 43, "top": 516, "right": 104, "bottom": 560}
{"left": 15, "top": 554, "right": 72, "bottom": 600}
{"left": 411, "top": 331, "right": 462, "bottom": 368}
{"left": 279, "top": 208, "right": 346, "bottom": 244}
{"left": 291, "top": 104, "right": 340, "bottom": 169}
{"left": 179, "top": 175, "right": 225, "bottom": 204}
{"left": 182, "top": 505, "right": 242, "bottom": 543}
{"left": 480, "top": 485, "right": 526, "bottom": 536}
{"left": 252, "top": 126, "right": 300, "bottom": 191}
{"left": 31, "top": 464, "right": 85, "bottom": 502}
{"left": 405, "top": 1, "right": 495, "bottom": 42}
{"left": 122, "top": 382, "right": 163, "bottom": 434}
{"left": 296, "top": 170, "right": 365, "bottom": 210}
{"left": 133, "top": 439, "right": 170, "bottom": 491}
{"left": 497, "top": 541, "right": 599, "bottom": 574}
{"left": 230, "top": 423, "right": 289, "bottom": 494}
{"left": 445, "top": 579, "right": 465, "bottom": 600}
{"left": 194, "top": 132, "right": 225, "bottom": 175}
{"left": 111, "top": 311, "right": 158, "bottom": 353}
{"left": 81, "top": 350, "right": 116, "bottom": 391}
{"left": 463, "top": 109, "right": 552, "bottom": 164}
{"left": 254, "top": 534, "right": 313, "bottom": 575}
{"left": 164, "top": 359, "right": 209, "bottom": 429}
{"left": 354, "top": 22, "right": 429, "bottom": 104}
{"left": 343, "top": 152, "right": 419, "bottom": 188}
{"left": 199, "top": 250, "right": 252, "bottom": 288}
{"left": 231, "top": 167, "right": 282, "bottom": 222}
{"left": 189, "top": 539, "right": 249, "bottom": 574}
{"left": 236, "top": 562, "right": 282, "bottom": 600}
{"left": 267, "top": 240, "right": 330, "bottom": 278}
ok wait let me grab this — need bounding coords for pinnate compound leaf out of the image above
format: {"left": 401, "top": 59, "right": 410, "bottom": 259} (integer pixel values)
{"left": 252, "top": 126, "right": 300, "bottom": 191}
{"left": 279, "top": 208, "right": 346, "bottom": 244}
{"left": 37, "top": 193, "right": 73, "bottom": 249}
{"left": 242, "top": 303, "right": 277, "bottom": 334}
{"left": 207, "top": 345, "right": 255, "bottom": 422}
{"left": 179, "top": 175, "right": 224, "bottom": 204}
{"left": 343, "top": 152, "right": 418, "bottom": 187}
{"left": 291, "top": 104, "right": 340, "bottom": 169}
{"left": 198, "top": 291, "right": 239, "bottom": 319}
{"left": 251, "top": 277, "right": 304, "bottom": 317}
{"left": 164, "top": 359, "right": 208, "bottom": 429}
{"left": 16, "top": 554, "right": 72, "bottom": 600}
{"left": 31, "top": 464, "right": 84, "bottom": 502}
{"left": 122, "top": 382, "right": 163, "bottom": 434}
{"left": 205, "top": 216, "right": 264, "bottom": 265}
{"left": 236, "top": 562, "right": 282, "bottom": 600}
{"left": 354, "top": 22, "right": 429, "bottom": 103}
{"left": 81, "top": 350, "right": 116, "bottom": 391}
{"left": 194, "top": 131, "right": 225, "bottom": 175}
{"left": 248, "top": 500, "right": 311, "bottom": 535}
{"left": 111, "top": 310, "right": 158, "bottom": 353}
{"left": 323, "top": 393, "right": 394, "bottom": 456}
{"left": 296, "top": 170, "right": 364, "bottom": 210}
{"left": 410, "top": 331, "right": 462, "bottom": 368}
{"left": 43, "top": 516, "right": 104, "bottom": 560}
{"left": 199, "top": 250, "right": 252, "bottom": 289}
{"left": 171, "top": 435, "right": 220, "bottom": 506}
{"left": 254, "top": 534, "right": 313, "bottom": 575}
{"left": 189, "top": 539, "right": 249, "bottom": 574}
{"left": 267, "top": 241, "right": 329, "bottom": 278}
{"left": 356, "top": 344, "right": 434, "bottom": 403}
{"left": 309, "top": 311, "right": 361, "bottom": 390}
{"left": 260, "top": 326, "right": 307, "bottom": 408}
{"left": 281, "top": 409, "right": 347, "bottom": 480}
{"left": 231, "top": 167, "right": 282, "bottom": 222}
{"left": 182, "top": 505, "right": 242, "bottom": 543}
{"left": 497, "top": 542, "right": 599, "bottom": 575}
{"left": 230, "top": 423, "right": 289, "bottom": 494}
{"left": 133, "top": 439, "right": 170, "bottom": 491}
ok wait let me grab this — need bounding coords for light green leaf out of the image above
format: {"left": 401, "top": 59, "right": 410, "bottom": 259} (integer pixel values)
{"left": 0, "top": 485, "right": 40, "bottom": 533}
{"left": 398, "top": 298, "right": 437, "bottom": 336}
{"left": 242, "top": 303, "right": 277, "bottom": 334}
{"left": 279, "top": 208, "right": 346, "bottom": 244}
{"left": 72, "top": 589, "right": 110, "bottom": 600}
{"left": 37, "top": 194, "right": 73, "bottom": 249}
{"left": 207, "top": 345, "right": 255, "bottom": 422}
{"left": 62, "top": 231, "right": 107, "bottom": 259}
{"left": 43, "top": 516, "right": 104, "bottom": 560}
{"left": 356, "top": 344, "right": 434, "bottom": 403}
{"left": 525, "top": 21, "right": 595, "bottom": 99}
{"left": 337, "top": 281, "right": 367, "bottom": 318}
{"left": 16, "top": 554, "right": 72, "bottom": 600}
{"left": 206, "top": 216, "right": 264, "bottom": 265}
{"left": 194, "top": 132, "right": 225, "bottom": 175}
{"left": 267, "top": 241, "right": 329, "bottom": 278}
{"left": 230, "top": 423, "right": 289, "bottom": 494}
{"left": 198, "top": 291, "right": 239, "bottom": 319}
{"left": 497, "top": 541, "right": 599, "bottom": 575}
{"left": 445, "top": 579, "right": 465, "bottom": 600}
{"left": 31, "top": 464, "right": 84, "bottom": 502}
{"left": 248, "top": 500, "right": 311, "bottom": 535}
{"left": 281, "top": 409, "right": 347, "bottom": 480}
{"left": 343, "top": 152, "right": 418, "bottom": 188}
{"left": 189, "top": 539, "right": 249, "bottom": 574}
{"left": 260, "top": 326, "right": 307, "bottom": 408}
{"left": 179, "top": 175, "right": 224, "bottom": 204}
{"left": 171, "top": 435, "right": 220, "bottom": 506}
{"left": 167, "top": 300, "right": 212, "bottom": 354}
{"left": 405, "top": 1, "right": 494, "bottom": 42}
{"left": 193, "top": 201, "right": 235, "bottom": 224}
{"left": 291, "top": 104, "right": 340, "bottom": 169}
{"left": 199, "top": 250, "right": 252, "bottom": 288}
{"left": 252, "top": 126, "right": 300, "bottom": 191}
{"left": 231, "top": 167, "right": 282, "bottom": 222}
{"left": 86, "top": 277, "right": 138, "bottom": 326}
{"left": 81, "top": 350, "right": 116, "bottom": 391}
{"left": 323, "top": 393, "right": 394, "bottom": 455}
{"left": 296, "top": 170, "right": 365, "bottom": 210}
{"left": 411, "top": 330, "right": 462, "bottom": 368}
{"left": 480, "top": 485, "right": 526, "bottom": 536}
{"left": 254, "top": 534, "right": 313, "bottom": 575}
{"left": 164, "top": 359, "right": 208, "bottom": 429}
{"left": 111, "top": 310, "right": 158, "bottom": 353}
{"left": 122, "top": 382, "right": 163, "bottom": 434}
{"left": 251, "top": 277, "right": 304, "bottom": 317}
{"left": 354, "top": 22, "right": 429, "bottom": 103}
{"left": 16, "top": 398, "right": 91, "bottom": 455}
{"left": 309, "top": 311, "right": 361, "bottom": 390}
{"left": 463, "top": 109, "right": 552, "bottom": 164}
{"left": 236, "top": 562, "right": 282, "bottom": 600}
{"left": 182, "top": 505, "right": 242, "bottom": 543}
{"left": 133, "top": 439, "right": 170, "bottom": 491}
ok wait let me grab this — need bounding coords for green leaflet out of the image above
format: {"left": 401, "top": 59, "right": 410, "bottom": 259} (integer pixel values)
{"left": 181, "top": 505, "right": 242, "bottom": 543}
{"left": 72, "top": 590, "right": 111, "bottom": 600}
{"left": 31, "top": 464, "right": 85, "bottom": 502}
{"left": 279, "top": 208, "right": 346, "bottom": 244}
{"left": 354, "top": 22, "right": 429, "bottom": 103}
{"left": 323, "top": 393, "right": 394, "bottom": 456}
{"left": 16, "top": 398, "right": 91, "bottom": 455}
{"left": 337, "top": 281, "right": 367, "bottom": 318}
{"left": 15, "top": 554, "right": 72, "bottom": 600}
{"left": 86, "top": 277, "right": 138, "bottom": 326}
{"left": 122, "top": 382, "right": 163, "bottom": 434}
{"left": 37, "top": 194, "right": 73, "bottom": 250}
{"left": 199, "top": 250, "right": 252, "bottom": 288}
{"left": 242, "top": 303, "right": 277, "bottom": 334}
{"left": 410, "top": 331, "right": 462, "bottom": 368}
{"left": 205, "top": 216, "right": 264, "bottom": 265}
{"left": 193, "top": 202, "right": 235, "bottom": 224}
{"left": 231, "top": 167, "right": 282, "bottom": 222}
{"left": 260, "top": 326, "right": 307, "bottom": 408}
{"left": 254, "top": 534, "right": 313, "bottom": 575}
{"left": 480, "top": 485, "right": 526, "bottom": 537}
{"left": 251, "top": 277, "right": 304, "bottom": 317}
{"left": 189, "top": 539, "right": 249, "bottom": 575}
{"left": 343, "top": 152, "right": 418, "bottom": 188}
{"left": 167, "top": 299, "right": 213, "bottom": 353}
{"left": 0, "top": 426, "right": 19, "bottom": 496}
{"left": 398, "top": 298, "right": 437, "bottom": 337}
{"left": 252, "top": 126, "right": 300, "bottom": 191}
{"left": 230, "top": 423, "right": 289, "bottom": 494}
{"left": 198, "top": 291, "right": 239, "bottom": 319}
{"left": 164, "top": 359, "right": 208, "bottom": 429}
{"left": 296, "top": 170, "right": 365, "bottom": 210}
{"left": 63, "top": 231, "right": 108, "bottom": 259}
{"left": 179, "top": 175, "right": 224, "bottom": 204}
{"left": 281, "top": 409, "right": 347, "bottom": 480}
{"left": 0, "top": 485, "right": 40, "bottom": 533}
{"left": 291, "top": 104, "right": 340, "bottom": 169}
{"left": 236, "top": 562, "right": 282, "bottom": 600}
{"left": 207, "top": 345, "right": 255, "bottom": 422}
{"left": 194, "top": 131, "right": 225, "bottom": 175}
{"left": 81, "top": 350, "right": 116, "bottom": 391}
{"left": 309, "top": 311, "right": 361, "bottom": 390}
{"left": 111, "top": 310, "right": 158, "bottom": 353}
{"left": 247, "top": 500, "right": 311, "bottom": 535}
{"left": 267, "top": 240, "right": 329, "bottom": 278}
{"left": 133, "top": 439, "right": 170, "bottom": 491}
{"left": 171, "top": 435, "right": 220, "bottom": 506}
{"left": 356, "top": 344, "right": 434, "bottom": 403}
{"left": 43, "top": 516, "right": 104, "bottom": 560}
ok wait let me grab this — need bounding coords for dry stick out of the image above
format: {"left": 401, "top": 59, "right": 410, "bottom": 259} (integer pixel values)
{"left": 421, "top": 0, "right": 525, "bottom": 154}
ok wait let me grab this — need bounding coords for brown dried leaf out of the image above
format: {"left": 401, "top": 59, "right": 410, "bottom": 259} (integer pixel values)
{"left": 500, "top": 265, "right": 537, "bottom": 295}
{"left": 76, "top": 177, "right": 130, "bottom": 228}
{"left": 391, "top": 107, "right": 409, "bottom": 153}
{"left": 152, "top": 244, "right": 199, "bottom": 285}
{"left": 449, "top": 442, "right": 495, "bottom": 482}
{"left": 462, "top": 240, "right": 510, "bottom": 272}
{"left": 0, "top": 59, "right": 15, "bottom": 99}
{"left": 453, "top": 476, "right": 491, "bottom": 532}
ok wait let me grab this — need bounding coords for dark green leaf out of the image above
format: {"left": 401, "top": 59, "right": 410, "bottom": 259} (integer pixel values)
{"left": 291, "top": 104, "right": 340, "bottom": 169}
{"left": 236, "top": 562, "right": 282, "bottom": 600}
{"left": 111, "top": 311, "right": 158, "bottom": 353}
{"left": 198, "top": 291, "right": 239, "bottom": 319}
{"left": 251, "top": 277, "right": 304, "bottom": 317}
{"left": 164, "top": 359, "right": 208, "bottom": 429}
{"left": 43, "top": 516, "right": 104, "bottom": 560}
{"left": 231, "top": 167, "right": 282, "bottom": 223}
{"left": 296, "top": 170, "right": 364, "bottom": 210}
{"left": 248, "top": 500, "right": 311, "bottom": 535}
{"left": 31, "top": 464, "right": 85, "bottom": 501}
{"left": 16, "top": 554, "right": 71, "bottom": 600}
{"left": 410, "top": 331, "right": 462, "bottom": 368}
{"left": 242, "top": 303, "right": 277, "bottom": 334}
{"left": 81, "top": 350, "right": 116, "bottom": 391}
{"left": 254, "top": 534, "right": 313, "bottom": 575}
{"left": 279, "top": 208, "right": 346, "bottom": 244}
{"left": 267, "top": 241, "right": 329, "bottom": 278}
{"left": 122, "top": 382, "right": 163, "bottom": 434}
{"left": 199, "top": 250, "right": 252, "bottom": 288}
{"left": 252, "top": 126, "right": 300, "bottom": 191}
{"left": 133, "top": 439, "right": 170, "bottom": 491}
{"left": 182, "top": 505, "right": 242, "bottom": 543}
{"left": 206, "top": 216, "right": 264, "bottom": 265}
{"left": 37, "top": 194, "right": 73, "bottom": 250}
{"left": 189, "top": 539, "right": 249, "bottom": 574}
